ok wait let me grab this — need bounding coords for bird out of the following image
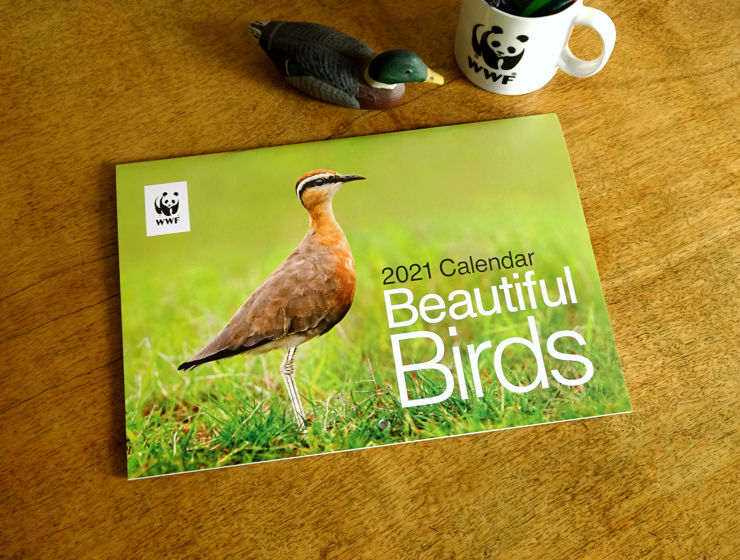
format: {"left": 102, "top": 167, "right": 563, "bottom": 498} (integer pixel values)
{"left": 248, "top": 20, "right": 444, "bottom": 109}
{"left": 178, "top": 170, "right": 364, "bottom": 431}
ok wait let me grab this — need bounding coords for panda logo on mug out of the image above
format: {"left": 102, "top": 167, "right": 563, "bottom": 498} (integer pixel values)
{"left": 471, "top": 24, "right": 529, "bottom": 70}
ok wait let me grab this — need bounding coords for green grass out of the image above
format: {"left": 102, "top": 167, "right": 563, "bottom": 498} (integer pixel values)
{"left": 123, "top": 226, "right": 630, "bottom": 479}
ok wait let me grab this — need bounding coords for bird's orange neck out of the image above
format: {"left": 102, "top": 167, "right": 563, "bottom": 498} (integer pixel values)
{"left": 308, "top": 202, "right": 347, "bottom": 246}
{"left": 306, "top": 199, "right": 355, "bottom": 309}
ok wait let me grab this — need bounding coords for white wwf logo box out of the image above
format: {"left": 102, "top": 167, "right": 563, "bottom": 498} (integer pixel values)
{"left": 144, "top": 181, "right": 190, "bottom": 236}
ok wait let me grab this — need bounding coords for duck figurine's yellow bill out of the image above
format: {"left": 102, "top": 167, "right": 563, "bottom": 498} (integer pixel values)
{"left": 249, "top": 20, "right": 444, "bottom": 109}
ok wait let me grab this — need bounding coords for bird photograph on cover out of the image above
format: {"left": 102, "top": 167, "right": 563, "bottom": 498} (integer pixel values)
{"left": 248, "top": 20, "right": 444, "bottom": 109}
{"left": 117, "top": 117, "right": 631, "bottom": 478}
{"left": 178, "top": 170, "right": 364, "bottom": 431}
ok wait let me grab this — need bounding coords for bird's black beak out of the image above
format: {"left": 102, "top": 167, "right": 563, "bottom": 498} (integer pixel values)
{"left": 340, "top": 174, "right": 365, "bottom": 183}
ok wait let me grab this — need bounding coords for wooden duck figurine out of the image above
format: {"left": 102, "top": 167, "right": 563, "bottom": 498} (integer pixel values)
{"left": 248, "top": 20, "right": 444, "bottom": 109}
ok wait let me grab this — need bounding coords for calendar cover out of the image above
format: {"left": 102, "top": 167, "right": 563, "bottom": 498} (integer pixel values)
{"left": 116, "top": 114, "right": 631, "bottom": 479}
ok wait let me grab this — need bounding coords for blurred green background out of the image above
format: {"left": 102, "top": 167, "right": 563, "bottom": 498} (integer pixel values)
{"left": 117, "top": 115, "right": 630, "bottom": 478}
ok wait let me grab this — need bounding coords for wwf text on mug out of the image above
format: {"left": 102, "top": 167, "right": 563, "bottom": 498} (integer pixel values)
{"left": 455, "top": 0, "right": 616, "bottom": 95}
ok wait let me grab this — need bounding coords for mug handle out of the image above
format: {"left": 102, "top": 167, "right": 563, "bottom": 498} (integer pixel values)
{"left": 558, "top": 7, "right": 616, "bottom": 78}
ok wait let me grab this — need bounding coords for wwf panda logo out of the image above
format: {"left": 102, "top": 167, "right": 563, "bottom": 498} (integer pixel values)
{"left": 154, "top": 191, "right": 179, "bottom": 216}
{"left": 472, "top": 24, "right": 529, "bottom": 70}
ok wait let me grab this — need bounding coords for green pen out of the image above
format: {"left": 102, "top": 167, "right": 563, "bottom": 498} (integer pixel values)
{"left": 520, "top": 0, "right": 552, "bottom": 16}
{"left": 529, "top": 0, "right": 576, "bottom": 16}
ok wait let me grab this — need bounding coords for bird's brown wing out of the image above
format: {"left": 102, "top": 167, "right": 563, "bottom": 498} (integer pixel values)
{"left": 178, "top": 245, "right": 349, "bottom": 370}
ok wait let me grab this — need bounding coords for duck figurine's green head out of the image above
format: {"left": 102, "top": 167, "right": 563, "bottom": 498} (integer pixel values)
{"left": 367, "top": 50, "right": 445, "bottom": 86}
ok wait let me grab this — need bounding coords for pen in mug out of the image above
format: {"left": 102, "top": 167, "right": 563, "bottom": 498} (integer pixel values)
{"left": 524, "top": 0, "right": 576, "bottom": 17}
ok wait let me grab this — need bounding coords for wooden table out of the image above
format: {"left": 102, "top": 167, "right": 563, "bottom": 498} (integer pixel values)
{"left": 2, "top": 1, "right": 737, "bottom": 558}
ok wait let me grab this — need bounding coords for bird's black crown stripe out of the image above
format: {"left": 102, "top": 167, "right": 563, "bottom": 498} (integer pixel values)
{"left": 307, "top": 175, "right": 344, "bottom": 188}
{"left": 296, "top": 174, "right": 344, "bottom": 198}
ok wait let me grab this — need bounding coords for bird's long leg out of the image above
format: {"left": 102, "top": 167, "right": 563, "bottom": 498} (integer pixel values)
{"left": 280, "top": 347, "right": 307, "bottom": 432}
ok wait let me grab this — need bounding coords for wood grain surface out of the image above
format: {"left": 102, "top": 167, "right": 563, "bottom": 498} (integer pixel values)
{"left": 1, "top": 1, "right": 738, "bottom": 558}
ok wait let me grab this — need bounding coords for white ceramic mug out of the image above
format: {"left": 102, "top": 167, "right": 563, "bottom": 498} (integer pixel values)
{"left": 454, "top": 0, "right": 616, "bottom": 95}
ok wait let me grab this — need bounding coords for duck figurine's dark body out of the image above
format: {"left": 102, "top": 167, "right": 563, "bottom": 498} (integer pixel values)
{"left": 249, "top": 20, "right": 444, "bottom": 109}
